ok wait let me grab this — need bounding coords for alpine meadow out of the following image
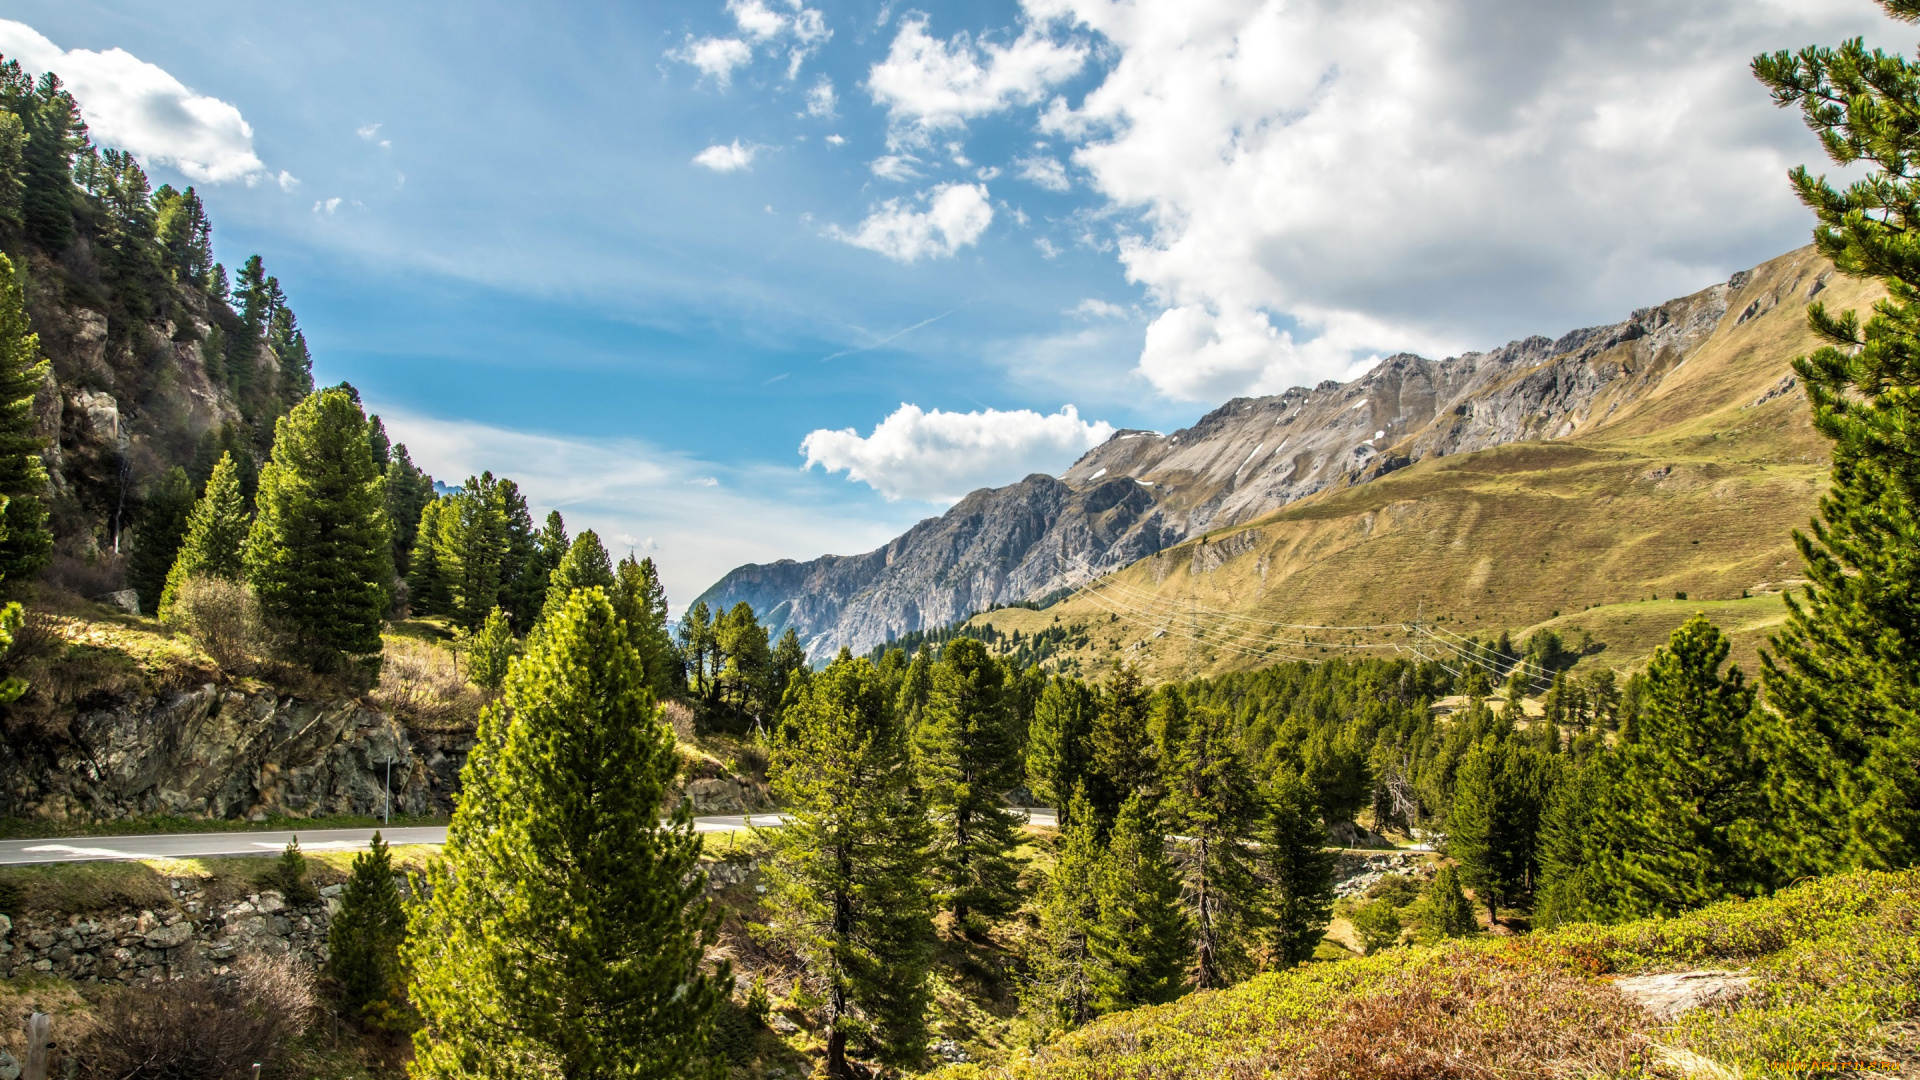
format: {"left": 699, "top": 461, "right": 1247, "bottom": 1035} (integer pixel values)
{"left": 0, "top": 1, "right": 1918, "bottom": 1079}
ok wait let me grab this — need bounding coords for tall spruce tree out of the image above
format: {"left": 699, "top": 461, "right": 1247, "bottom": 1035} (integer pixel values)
{"left": 406, "top": 498, "right": 454, "bottom": 617}
{"left": 916, "top": 638, "right": 1025, "bottom": 928}
{"left": 406, "top": 589, "right": 725, "bottom": 1080}
{"left": 542, "top": 530, "right": 615, "bottom": 623}
{"left": 1417, "top": 866, "right": 1479, "bottom": 942}
{"left": 158, "top": 452, "right": 250, "bottom": 619}
{"left": 1027, "top": 677, "right": 1097, "bottom": 824}
{"left": 128, "top": 467, "right": 193, "bottom": 615}
{"left": 1588, "top": 615, "right": 1770, "bottom": 918}
{"left": 1087, "top": 793, "right": 1186, "bottom": 1014}
{"left": 758, "top": 654, "right": 934, "bottom": 1077}
{"left": 1163, "top": 704, "right": 1260, "bottom": 989}
{"left": 1256, "top": 769, "right": 1335, "bottom": 970}
{"left": 383, "top": 444, "right": 435, "bottom": 578}
{"left": 1088, "top": 663, "right": 1156, "bottom": 827}
{"left": 1021, "top": 786, "right": 1103, "bottom": 1036}
{"left": 1447, "top": 738, "right": 1549, "bottom": 926}
{"left": 244, "top": 388, "right": 392, "bottom": 667}
{"left": 328, "top": 832, "right": 409, "bottom": 1029}
{"left": 1753, "top": 18, "right": 1920, "bottom": 874}
{"left": 1532, "top": 756, "right": 1612, "bottom": 928}
{"left": 0, "top": 254, "right": 49, "bottom": 588}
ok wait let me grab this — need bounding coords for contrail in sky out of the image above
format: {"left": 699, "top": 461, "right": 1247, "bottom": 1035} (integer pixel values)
{"left": 819, "top": 305, "right": 963, "bottom": 363}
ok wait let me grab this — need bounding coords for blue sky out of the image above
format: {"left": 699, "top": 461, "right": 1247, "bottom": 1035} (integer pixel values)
{"left": 1, "top": 0, "right": 1906, "bottom": 608}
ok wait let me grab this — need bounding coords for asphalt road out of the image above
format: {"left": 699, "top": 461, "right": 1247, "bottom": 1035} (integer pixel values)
{"left": 0, "top": 808, "right": 1060, "bottom": 865}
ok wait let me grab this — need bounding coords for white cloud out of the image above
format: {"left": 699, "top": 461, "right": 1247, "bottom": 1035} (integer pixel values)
{"left": 693, "top": 140, "right": 757, "bottom": 171}
{"left": 0, "top": 19, "right": 269, "bottom": 184}
{"left": 867, "top": 12, "right": 1089, "bottom": 147}
{"left": 829, "top": 182, "right": 994, "bottom": 263}
{"left": 826, "top": 133, "right": 847, "bottom": 146}
{"left": 1028, "top": 0, "right": 1907, "bottom": 400}
{"left": 1069, "top": 298, "right": 1128, "bottom": 319}
{"left": 1017, "top": 154, "right": 1070, "bottom": 191}
{"left": 313, "top": 197, "right": 342, "bottom": 214}
{"left": 802, "top": 403, "right": 1115, "bottom": 502}
{"left": 869, "top": 153, "right": 922, "bottom": 181}
{"left": 806, "top": 76, "right": 837, "bottom": 117}
{"left": 356, "top": 123, "right": 381, "bottom": 139}
{"left": 376, "top": 405, "right": 914, "bottom": 614}
{"left": 671, "top": 36, "right": 754, "bottom": 85}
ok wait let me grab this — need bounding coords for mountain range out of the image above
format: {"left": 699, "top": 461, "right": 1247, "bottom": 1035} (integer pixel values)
{"left": 697, "top": 246, "right": 1853, "bottom": 664}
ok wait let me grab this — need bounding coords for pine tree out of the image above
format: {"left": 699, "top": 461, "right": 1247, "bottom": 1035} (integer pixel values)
{"left": 541, "top": 530, "right": 614, "bottom": 623}
{"left": 1350, "top": 900, "right": 1402, "bottom": 955}
{"left": 1163, "top": 704, "right": 1259, "bottom": 988}
{"left": 327, "top": 832, "right": 409, "bottom": 1028}
{"left": 384, "top": 444, "right": 436, "bottom": 578}
{"left": 1088, "top": 663, "right": 1156, "bottom": 827}
{"left": 768, "top": 627, "right": 806, "bottom": 714}
{"left": 1021, "top": 786, "right": 1101, "bottom": 1036}
{"left": 245, "top": 388, "right": 393, "bottom": 668}
{"left": 678, "top": 601, "right": 713, "bottom": 699}
{"left": 406, "top": 589, "right": 726, "bottom": 1080}
{"left": 1027, "top": 677, "right": 1096, "bottom": 824}
{"left": 895, "top": 648, "right": 932, "bottom": 734}
{"left": 1752, "top": 20, "right": 1920, "bottom": 874}
{"left": 916, "top": 638, "right": 1024, "bottom": 928}
{"left": 611, "top": 555, "right": 678, "bottom": 699}
{"left": 758, "top": 653, "right": 933, "bottom": 1077}
{"left": 158, "top": 452, "right": 250, "bottom": 619}
{"left": 0, "top": 254, "right": 49, "bottom": 588}
{"left": 432, "top": 474, "right": 509, "bottom": 632}
{"left": 20, "top": 73, "right": 82, "bottom": 251}
{"left": 1447, "top": 739, "right": 1543, "bottom": 926}
{"left": 1256, "top": 769, "right": 1334, "bottom": 970}
{"left": 1532, "top": 756, "right": 1611, "bottom": 928}
{"left": 128, "top": 468, "right": 193, "bottom": 615}
{"left": 1588, "top": 615, "right": 1770, "bottom": 917}
{"left": 1416, "top": 866, "right": 1478, "bottom": 942}
{"left": 463, "top": 606, "right": 517, "bottom": 693}
{"left": 1088, "top": 794, "right": 1186, "bottom": 1014}
{"left": 406, "top": 498, "right": 453, "bottom": 618}
{"left": 715, "top": 602, "right": 771, "bottom": 711}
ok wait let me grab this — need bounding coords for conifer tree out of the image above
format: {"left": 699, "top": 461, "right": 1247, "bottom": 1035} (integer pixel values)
{"left": 1350, "top": 900, "right": 1402, "bottom": 955}
{"left": 1256, "top": 770, "right": 1334, "bottom": 970}
{"left": 463, "top": 606, "right": 516, "bottom": 693}
{"left": 432, "top": 474, "right": 509, "bottom": 631}
{"left": 1533, "top": 756, "right": 1611, "bottom": 928}
{"left": 769, "top": 627, "right": 806, "bottom": 710}
{"left": 1752, "top": 19, "right": 1920, "bottom": 874}
{"left": 406, "top": 498, "right": 453, "bottom": 617}
{"left": 328, "top": 832, "right": 409, "bottom": 1028}
{"left": 678, "top": 601, "right": 714, "bottom": 699}
{"left": 20, "top": 73, "right": 83, "bottom": 251}
{"left": 1588, "top": 615, "right": 1770, "bottom": 917}
{"left": 129, "top": 467, "right": 193, "bottom": 615}
{"left": 1088, "top": 794, "right": 1186, "bottom": 1014}
{"left": 1447, "top": 739, "right": 1548, "bottom": 926}
{"left": 895, "top": 647, "right": 933, "bottom": 735}
{"left": 611, "top": 554, "right": 678, "bottom": 699}
{"left": 1026, "top": 677, "right": 1096, "bottom": 825}
{"left": 758, "top": 654, "right": 933, "bottom": 1077}
{"left": 916, "top": 638, "right": 1024, "bottom": 928}
{"left": 1163, "top": 704, "right": 1259, "bottom": 988}
{"left": 1088, "top": 663, "right": 1156, "bottom": 827}
{"left": 0, "top": 254, "right": 49, "bottom": 587}
{"left": 158, "top": 452, "right": 249, "bottom": 619}
{"left": 1021, "top": 786, "right": 1102, "bottom": 1036}
{"left": 383, "top": 444, "right": 435, "bottom": 577}
{"left": 1416, "top": 866, "right": 1478, "bottom": 942}
{"left": 244, "top": 389, "right": 392, "bottom": 667}
{"left": 406, "top": 589, "right": 725, "bottom": 1080}
{"left": 542, "top": 530, "right": 614, "bottom": 622}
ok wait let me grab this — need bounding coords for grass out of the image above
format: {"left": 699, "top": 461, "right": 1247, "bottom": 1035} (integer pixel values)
{"left": 0, "top": 811, "right": 449, "bottom": 841}
{"left": 937, "top": 870, "right": 1919, "bottom": 1080}
{"left": 0, "top": 846, "right": 446, "bottom": 916}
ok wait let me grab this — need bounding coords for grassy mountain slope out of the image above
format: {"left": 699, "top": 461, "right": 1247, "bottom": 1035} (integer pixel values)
{"left": 963, "top": 247, "right": 1862, "bottom": 680}
{"left": 936, "top": 870, "right": 1919, "bottom": 1080}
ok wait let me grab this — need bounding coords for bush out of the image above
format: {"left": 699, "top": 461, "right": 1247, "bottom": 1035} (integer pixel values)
{"left": 1362, "top": 874, "right": 1423, "bottom": 909}
{"left": 73, "top": 954, "right": 314, "bottom": 1079}
{"left": 371, "top": 636, "right": 482, "bottom": 729}
{"left": 163, "top": 575, "right": 265, "bottom": 670}
{"left": 1350, "top": 900, "right": 1403, "bottom": 955}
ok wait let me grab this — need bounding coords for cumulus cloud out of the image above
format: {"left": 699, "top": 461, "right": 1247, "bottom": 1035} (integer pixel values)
{"left": 806, "top": 76, "right": 837, "bottom": 117}
{"left": 672, "top": 36, "right": 754, "bottom": 85}
{"left": 1021, "top": 0, "right": 1907, "bottom": 400}
{"left": 0, "top": 19, "right": 269, "bottom": 184}
{"left": 693, "top": 140, "right": 757, "bottom": 171}
{"left": 868, "top": 12, "right": 1088, "bottom": 147}
{"left": 802, "top": 403, "right": 1114, "bottom": 502}
{"left": 869, "top": 153, "right": 923, "bottom": 181}
{"left": 1017, "top": 154, "right": 1070, "bottom": 191}
{"left": 830, "top": 182, "right": 994, "bottom": 262}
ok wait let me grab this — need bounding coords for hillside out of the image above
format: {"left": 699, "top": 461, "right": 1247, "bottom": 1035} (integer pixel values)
{"left": 954, "top": 247, "right": 1851, "bottom": 680}
{"left": 701, "top": 247, "right": 1852, "bottom": 665}
{"left": 939, "top": 870, "right": 1920, "bottom": 1080}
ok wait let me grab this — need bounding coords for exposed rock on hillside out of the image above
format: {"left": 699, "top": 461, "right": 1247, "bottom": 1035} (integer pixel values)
{"left": 701, "top": 250, "right": 1794, "bottom": 660}
{"left": 0, "top": 686, "right": 467, "bottom": 822}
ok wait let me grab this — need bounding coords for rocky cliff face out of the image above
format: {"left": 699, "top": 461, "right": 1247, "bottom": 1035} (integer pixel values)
{"left": 699, "top": 252, "right": 1788, "bottom": 660}
{"left": 0, "top": 686, "right": 467, "bottom": 822}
